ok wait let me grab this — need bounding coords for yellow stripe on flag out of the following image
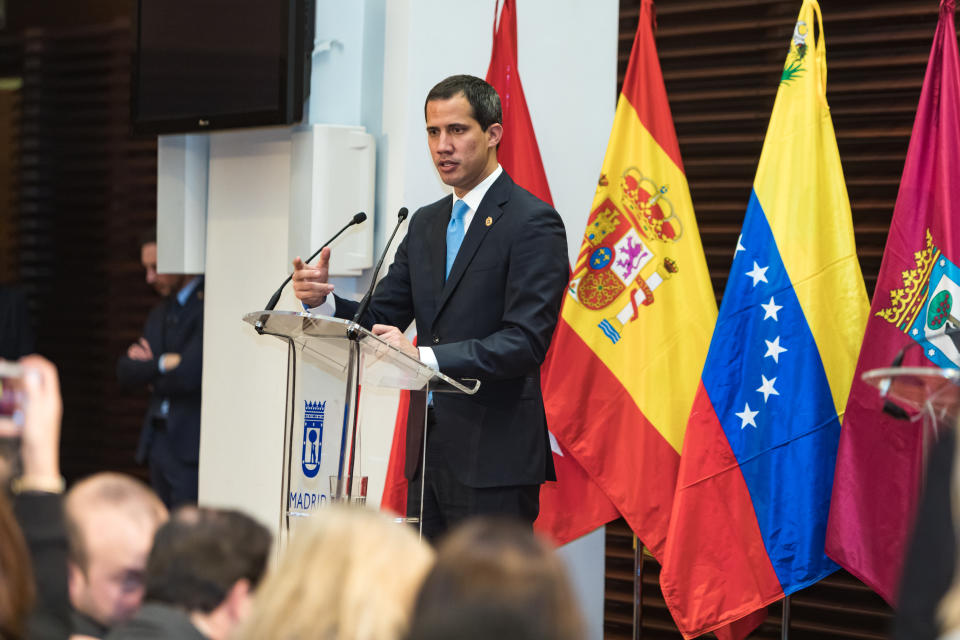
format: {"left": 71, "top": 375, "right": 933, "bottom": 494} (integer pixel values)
{"left": 752, "top": 0, "right": 868, "bottom": 416}
{"left": 561, "top": 95, "right": 717, "bottom": 453}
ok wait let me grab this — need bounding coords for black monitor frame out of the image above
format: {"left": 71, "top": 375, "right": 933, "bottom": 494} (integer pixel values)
{"left": 131, "top": 0, "right": 314, "bottom": 135}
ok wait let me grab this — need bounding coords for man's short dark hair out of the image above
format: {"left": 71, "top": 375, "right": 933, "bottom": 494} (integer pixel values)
{"left": 143, "top": 506, "right": 271, "bottom": 613}
{"left": 424, "top": 74, "right": 502, "bottom": 131}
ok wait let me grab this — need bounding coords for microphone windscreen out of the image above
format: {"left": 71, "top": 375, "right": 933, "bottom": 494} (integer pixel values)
{"left": 353, "top": 211, "right": 367, "bottom": 224}
{"left": 398, "top": 207, "right": 409, "bottom": 221}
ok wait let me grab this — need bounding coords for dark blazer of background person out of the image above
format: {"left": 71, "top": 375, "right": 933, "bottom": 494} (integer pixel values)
{"left": 0, "top": 285, "right": 36, "bottom": 360}
{"left": 334, "top": 171, "right": 568, "bottom": 489}
{"left": 116, "top": 280, "right": 204, "bottom": 470}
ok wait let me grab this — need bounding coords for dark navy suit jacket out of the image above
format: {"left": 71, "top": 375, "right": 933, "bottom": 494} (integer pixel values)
{"left": 335, "top": 172, "right": 568, "bottom": 488}
{"left": 117, "top": 278, "right": 204, "bottom": 465}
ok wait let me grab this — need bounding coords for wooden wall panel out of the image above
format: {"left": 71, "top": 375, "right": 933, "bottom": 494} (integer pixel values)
{"left": 11, "top": 20, "right": 157, "bottom": 483}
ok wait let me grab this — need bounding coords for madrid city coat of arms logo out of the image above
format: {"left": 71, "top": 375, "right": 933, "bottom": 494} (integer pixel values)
{"left": 876, "top": 229, "right": 960, "bottom": 369}
{"left": 568, "top": 168, "right": 683, "bottom": 344}
{"left": 301, "top": 400, "right": 326, "bottom": 478}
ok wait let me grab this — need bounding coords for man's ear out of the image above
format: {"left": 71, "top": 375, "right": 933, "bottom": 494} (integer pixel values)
{"left": 67, "top": 560, "right": 86, "bottom": 607}
{"left": 486, "top": 122, "right": 503, "bottom": 148}
{"left": 223, "top": 578, "right": 252, "bottom": 622}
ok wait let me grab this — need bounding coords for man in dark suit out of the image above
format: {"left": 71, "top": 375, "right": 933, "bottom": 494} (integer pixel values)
{"left": 292, "top": 74, "right": 569, "bottom": 539}
{"left": 117, "top": 236, "right": 204, "bottom": 508}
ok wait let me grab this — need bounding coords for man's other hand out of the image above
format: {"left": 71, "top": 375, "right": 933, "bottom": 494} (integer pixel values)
{"left": 127, "top": 337, "right": 153, "bottom": 361}
{"left": 159, "top": 353, "right": 182, "bottom": 371}
{"left": 371, "top": 325, "right": 420, "bottom": 361}
{"left": 291, "top": 247, "right": 335, "bottom": 308}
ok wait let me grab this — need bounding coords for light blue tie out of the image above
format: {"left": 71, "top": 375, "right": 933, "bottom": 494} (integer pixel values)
{"left": 446, "top": 199, "right": 469, "bottom": 278}
{"left": 431, "top": 199, "right": 469, "bottom": 406}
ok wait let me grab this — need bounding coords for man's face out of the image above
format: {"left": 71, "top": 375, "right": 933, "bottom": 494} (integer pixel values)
{"left": 426, "top": 93, "right": 502, "bottom": 198}
{"left": 140, "top": 242, "right": 182, "bottom": 297}
{"left": 68, "top": 510, "right": 155, "bottom": 628}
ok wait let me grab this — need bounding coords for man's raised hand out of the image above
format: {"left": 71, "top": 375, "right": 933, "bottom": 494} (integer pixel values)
{"left": 291, "top": 247, "right": 335, "bottom": 308}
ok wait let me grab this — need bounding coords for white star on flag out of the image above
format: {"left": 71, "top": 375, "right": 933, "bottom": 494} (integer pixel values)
{"left": 746, "top": 262, "right": 769, "bottom": 287}
{"left": 761, "top": 296, "right": 782, "bottom": 321}
{"left": 756, "top": 375, "right": 780, "bottom": 403}
{"left": 735, "top": 403, "right": 759, "bottom": 429}
{"left": 764, "top": 336, "right": 787, "bottom": 363}
{"left": 735, "top": 234, "right": 746, "bottom": 256}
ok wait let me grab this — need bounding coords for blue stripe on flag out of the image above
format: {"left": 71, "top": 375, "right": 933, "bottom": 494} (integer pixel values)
{"left": 599, "top": 320, "right": 621, "bottom": 344}
{"left": 701, "top": 191, "right": 840, "bottom": 593}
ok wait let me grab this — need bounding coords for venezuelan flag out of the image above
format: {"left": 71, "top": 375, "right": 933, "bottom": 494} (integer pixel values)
{"left": 541, "top": 0, "right": 716, "bottom": 558}
{"left": 658, "top": 1, "right": 869, "bottom": 637}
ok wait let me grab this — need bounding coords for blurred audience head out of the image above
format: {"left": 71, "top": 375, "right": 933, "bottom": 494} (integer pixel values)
{"left": 407, "top": 517, "right": 585, "bottom": 640}
{"left": 142, "top": 505, "right": 271, "bottom": 640}
{"left": 234, "top": 505, "right": 434, "bottom": 640}
{"left": 139, "top": 234, "right": 185, "bottom": 298}
{"left": 65, "top": 472, "right": 168, "bottom": 631}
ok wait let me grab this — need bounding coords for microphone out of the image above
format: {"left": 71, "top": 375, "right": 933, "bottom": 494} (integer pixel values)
{"left": 347, "top": 207, "right": 409, "bottom": 339}
{"left": 255, "top": 211, "right": 367, "bottom": 334}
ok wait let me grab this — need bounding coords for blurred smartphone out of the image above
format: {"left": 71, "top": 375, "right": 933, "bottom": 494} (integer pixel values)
{"left": 0, "top": 361, "right": 25, "bottom": 424}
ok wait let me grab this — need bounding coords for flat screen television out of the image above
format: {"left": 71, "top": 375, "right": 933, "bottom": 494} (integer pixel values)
{"left": 132, "top": 0, "right": 313, "bottom": 134}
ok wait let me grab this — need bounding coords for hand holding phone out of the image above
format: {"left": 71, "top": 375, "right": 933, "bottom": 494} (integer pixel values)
{"left": 0, "top": 357, "right": 62, "bottom": 485}
{"left": 16, "top": 356, "right": 62, "bottom": 482}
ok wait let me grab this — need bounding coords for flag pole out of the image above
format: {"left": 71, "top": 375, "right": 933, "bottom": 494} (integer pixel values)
{"left": 781, "top": 595, "right": 791, "bottom": 640}
{"left": 633, "top": 535, "right": 643, "bottom": 640}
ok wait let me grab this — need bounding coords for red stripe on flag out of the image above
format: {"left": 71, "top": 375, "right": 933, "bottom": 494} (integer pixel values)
{"left": 485, "top": 0, "right": 553, "bottom": 206}
{"left": 379, "top": 386, "right": 410, "bottom": 517}
{"left": 660, "top": 384, "right": 783, "bottom": 638}
{"left": 621, "top": 0, "right": 683, "bottom": 171}
{"left": 543, "top": 317, "right": 680, "bottom": 558}
{"left": 621, "top": 0, "right": 685, "bottom": 173}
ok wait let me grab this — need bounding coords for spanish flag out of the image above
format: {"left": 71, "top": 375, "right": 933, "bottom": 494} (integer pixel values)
{"left": 541, "top": 0, "right": 716, "bottom": 559}
{"left": 659, "top": 1, "right": 869, "bottom": 636}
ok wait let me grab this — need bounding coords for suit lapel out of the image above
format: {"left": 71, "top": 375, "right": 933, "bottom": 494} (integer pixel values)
{"left": 428, "top": 204, "right": 448, "bottom": 306}
{"left": 435, "top": 173, "right": 511, "bottom": 318}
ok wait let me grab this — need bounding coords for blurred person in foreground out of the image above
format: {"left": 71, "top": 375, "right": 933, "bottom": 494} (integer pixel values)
{"left": 116, "top": 234, "right": 204, "bottom": 508}
{"left": 925, "top": 422, "right": 960, "bottom": 640}
{"left": 893, "top": 421, "right": 955, "bottom": 640}
{"left": 65, "top": 474, "right": 168, "bottom": 639}
{"left": 234, "top": 506, "right": 434, "bottom": 640}
{"left": 406, "top": 517, "right": 585, "bottom": 640}
{"left": 0, "top": 356, "right": 70, "bottom": 640}
{"left": 105, "top": 506, "right": 270, "bottom": 640}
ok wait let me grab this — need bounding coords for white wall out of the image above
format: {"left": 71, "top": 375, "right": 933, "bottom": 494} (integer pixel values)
{"left": 198, "top": 128, "right": 296, "bottom": 529}
{"left": 193, "top": 1, "right": 617, "bottom": 637}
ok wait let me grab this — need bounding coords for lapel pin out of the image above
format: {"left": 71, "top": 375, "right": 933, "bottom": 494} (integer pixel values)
{"left": 485, "top": 216, "right": 493, "bottom": 227}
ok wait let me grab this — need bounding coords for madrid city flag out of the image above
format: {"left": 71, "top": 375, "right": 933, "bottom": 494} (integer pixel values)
{"left": 541, "top": 0, "right": 716, "bottom": 559}
{"left": 826, "top": 0, "right": 960, "bottom": 604}
{"left": 659, "top": 1, "right": 869, "bottom": 636}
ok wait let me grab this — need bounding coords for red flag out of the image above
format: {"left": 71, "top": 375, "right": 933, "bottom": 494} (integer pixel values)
{"left": 825, "top": 0, "right": 960, "bottom": 603}
{"left": 484, "top": 0, "right": 552, "bottom": 204}
{"left": 485, "top": 0, "right": 619, "bottom": 544}
{"left": 380, "top": 377, "right": 411, "bottom": 516}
